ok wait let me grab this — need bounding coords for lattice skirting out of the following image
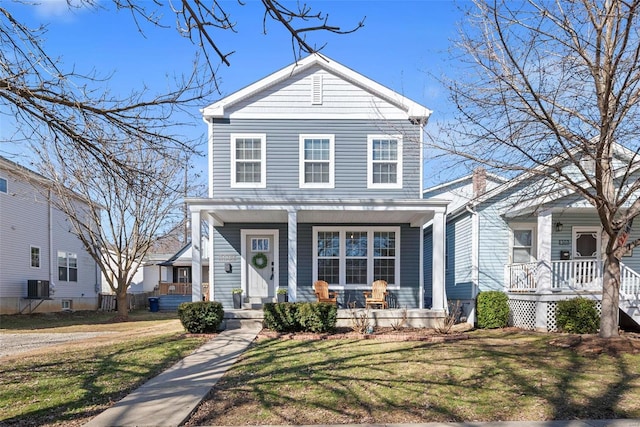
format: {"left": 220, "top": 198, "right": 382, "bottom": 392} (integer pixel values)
{"left": 508, "top": 295, "right": 602, "bottom": 332}
{"left": 509, "top": 299, "right": 537, "bottom": 330}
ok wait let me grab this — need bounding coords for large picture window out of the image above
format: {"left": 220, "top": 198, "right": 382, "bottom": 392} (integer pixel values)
{"left": 313, "top": 227, "right": 400, "bottom": 288}
{"left": 299, "top": 134, "right": 334, "bottom": 188}
{"left": 368, "top": 135, "right": 402, "bottom": 189}
{"left": 58, "top": 251, "right": 78, "bottom": 282}
{"left": 231, "top": 134, "right": 266, "bottom": 188}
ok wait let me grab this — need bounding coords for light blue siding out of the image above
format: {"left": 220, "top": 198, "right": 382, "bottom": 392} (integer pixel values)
{"left": 211, "top": 119, "right": 421, "bottom": 199}
{"left": 448, "top": 215, "right": 473, "bottom": 299}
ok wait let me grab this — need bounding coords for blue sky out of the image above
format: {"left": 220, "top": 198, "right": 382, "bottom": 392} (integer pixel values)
{"left": 3, "top": 0, "right": 464, "bottom": 186}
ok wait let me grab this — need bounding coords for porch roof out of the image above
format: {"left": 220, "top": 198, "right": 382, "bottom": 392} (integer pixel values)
{"left": 186, "top": 197, "right": 450, "bottom": 227}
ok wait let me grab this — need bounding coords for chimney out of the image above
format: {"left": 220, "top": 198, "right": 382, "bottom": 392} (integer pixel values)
{"left": 472, "top": 167, "right": 487, "bottom": 198}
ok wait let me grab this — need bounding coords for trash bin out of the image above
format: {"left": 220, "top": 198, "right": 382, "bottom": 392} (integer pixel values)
{"left": 148, "top": 297, "right": 159, "bottom": 312}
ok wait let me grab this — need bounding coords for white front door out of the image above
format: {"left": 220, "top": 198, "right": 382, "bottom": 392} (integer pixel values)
{"left": 572, "top": 226, "right": 601, "bottom": 288}
{"left": 245, "top": 233, "right": 275, "bottom": 300}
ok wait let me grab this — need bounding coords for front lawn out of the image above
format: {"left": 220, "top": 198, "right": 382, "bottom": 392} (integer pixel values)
{"left": 0, "top": 311, "right": 208, "bottom": 426}
{"left": 186, "top": 329, "right": 640, "bottom": 425}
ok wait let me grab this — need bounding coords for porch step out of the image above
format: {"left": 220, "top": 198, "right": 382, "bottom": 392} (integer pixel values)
{"left": 223, "top": 309, "right": 264, "bottom": 330}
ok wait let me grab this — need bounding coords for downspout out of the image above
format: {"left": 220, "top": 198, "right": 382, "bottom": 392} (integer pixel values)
{"left": 466, "top": 204, "right": 479, "bottom": 326}
{"left": 48, "top": 190, "right": 55, "bottom": 297}
{"left": 204, "top": 116, "right": 215, "bottom": 301}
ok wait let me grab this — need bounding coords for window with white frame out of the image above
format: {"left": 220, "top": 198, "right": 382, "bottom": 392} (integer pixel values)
{"left": 0, "top": 177, "right": 7, "bottom": 193}
{"left": 30, "top": 246, "right": 40, "bottom": 268}
{"left": 367, "top": 135, "right": 402, "bottom": 188}
{"left": 299, "top": 134, "right": 334, "bottom": 188}
{"left": 231, "top": 134, "right": 266, "bottom": 188}
{"left": 511, "top": 228, "right": 534, "bottom": 264}
{"left": 313, "top": 227, "right": 400, "bottom": 287}
{"left": 58, "top": 251, "right": 78, "bottom": 282}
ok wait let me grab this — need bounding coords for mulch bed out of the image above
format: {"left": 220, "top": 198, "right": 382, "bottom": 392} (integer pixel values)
{"left": 549, "top": 331, "right": 640, "bottom": 356}
{"left": 258, "top": 325, "right": 472, "bottom": 342}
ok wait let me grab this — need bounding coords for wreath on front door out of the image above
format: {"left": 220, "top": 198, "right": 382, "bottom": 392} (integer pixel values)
{"left": 252, "top": 252, "right": 268, "bottom": 269}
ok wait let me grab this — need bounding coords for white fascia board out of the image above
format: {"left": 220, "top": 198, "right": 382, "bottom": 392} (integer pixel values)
{"left": 185, "top": 197, "right": 450, "bottom": 210}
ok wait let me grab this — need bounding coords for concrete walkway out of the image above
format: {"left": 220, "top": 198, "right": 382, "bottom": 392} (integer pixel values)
{"left": 84, "top": 325, "right": 261, "bottom": 427}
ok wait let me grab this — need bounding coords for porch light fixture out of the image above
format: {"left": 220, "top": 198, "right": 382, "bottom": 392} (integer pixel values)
{"left": 555, "top": 222, "right": 563, "bottom": 232}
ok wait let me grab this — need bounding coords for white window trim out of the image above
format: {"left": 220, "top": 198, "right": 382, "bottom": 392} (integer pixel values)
{"left": 367, "top": 135, "right": 403, "bottom": 189}
{"left": 230, "top": 133, "right": 266, "bottom": 188}
{"left": 509, "top": 224, "right": 537, "bottom": 264}
{"left": 58, "top": 251, "right": 78, "bottom": 282}
{"left": 30, "top": 245, "right": 41, "bottom": 269}
{"left": 312, "top": 226, "right": 401, "bottom": 290}
{"left": 299, "top": 134, "right": 335, "bottom": 188}
{"left": 0, "top": 176, "right": 7, "bottom": 194}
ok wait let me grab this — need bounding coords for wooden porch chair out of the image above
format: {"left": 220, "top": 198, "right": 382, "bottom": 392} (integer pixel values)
{"left": 313, "top": 280, "right": 338, "bottom": 304}
{"left": 364, "top": 280, "right": 388, "bottom": 309}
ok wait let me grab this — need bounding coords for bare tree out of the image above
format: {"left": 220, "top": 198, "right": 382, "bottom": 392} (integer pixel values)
{"left": 37, "top": 139, "right": 185, "bottom": 318}
{"left": 1, "top": 1, "right": 363, "bottom": 171}
{"left": 433, "top": 0, "right": 640, "bottom": 337}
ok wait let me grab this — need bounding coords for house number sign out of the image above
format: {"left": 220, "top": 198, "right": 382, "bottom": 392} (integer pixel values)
{"left": 218, "top": 254, "right": 238, "bottom": 262}
{"left": 558, "top": 239, "right": 570, "bottom": 246}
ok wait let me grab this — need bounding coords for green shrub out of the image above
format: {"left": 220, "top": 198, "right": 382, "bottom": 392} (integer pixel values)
{"left": 263, "top": 302, "right": 337, "bottom": 333}
{"left": 556, "top": 297, "right": 600, "bottom": 334}
{"left": 296, "top": 302, "right": 337, "bottom": 333}
{"left": 476, "top": 291, "right": 509, "bottom": 329}
{"left": 263, "top": 302, "right": 299, "bottom": 332}
{"left": 177, "top": 301, "right": 224, "bottom": 333}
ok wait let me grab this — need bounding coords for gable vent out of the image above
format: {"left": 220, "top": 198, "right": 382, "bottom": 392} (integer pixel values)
{"left": 311, "top": 74, "right": 323, "bottom": 105}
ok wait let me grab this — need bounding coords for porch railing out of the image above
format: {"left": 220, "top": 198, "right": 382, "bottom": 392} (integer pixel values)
{"left": 157, "top": 282, "right": 210, "bottom": 300}
{"left": 506, "top": 259, "right": 640, "bottom": 296}
{"left": 551, "top": 259, "right": 602, "bottom": 291}
{"left": 505, "top": 262, "right": 538, "bottom": 292}
{"left": 621, "top": 263, "right": 640, "bottom": 298}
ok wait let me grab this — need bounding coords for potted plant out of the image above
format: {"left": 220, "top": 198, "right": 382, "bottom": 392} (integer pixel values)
{"left": 276, "top": 288, "right": 288, "bottom": 303}
{"left": 231, "top": 288, "right": 243, "bottom": 309}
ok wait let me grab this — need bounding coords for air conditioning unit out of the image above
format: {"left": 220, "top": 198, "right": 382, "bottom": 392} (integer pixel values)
{"left": 27, "top": 280, "right": 50, "bottom": 298}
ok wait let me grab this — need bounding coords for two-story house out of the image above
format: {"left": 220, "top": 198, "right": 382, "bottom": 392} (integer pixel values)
{"left": 187, "top": 54, "right": 449, "bottom": 312}
{"left": 0, "top": 156, "right": 100, "bottom": 314}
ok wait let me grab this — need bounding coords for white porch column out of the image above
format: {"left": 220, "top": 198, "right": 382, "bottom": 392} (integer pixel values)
{"left": 536, "top": 209, "right": 553, "bottom": 293}
{"left": 287, "top": 209, "right": 298, "bottom": 302}
{"left": 191, "top": 208, "right": 202, "bottom": 302}
{"left": 432, "top": 210, "right": 447, "bottom": 312}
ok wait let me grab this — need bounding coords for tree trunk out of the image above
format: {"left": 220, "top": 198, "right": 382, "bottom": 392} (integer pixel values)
{"left": 600, "top": 253, "right": 621, "bottom": 338}
{"left": 116, "top": 288, "right": 129, "bottom": 319}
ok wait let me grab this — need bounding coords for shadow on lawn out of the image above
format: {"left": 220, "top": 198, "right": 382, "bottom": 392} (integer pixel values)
{"left": 186, "top": 330, "right": 640, "bottom": 425}
{"left": 0, "top": 310, "right": 177, "bottom": 331}
{"left": 0, "top": 334, "right": 193, "bottom": 426}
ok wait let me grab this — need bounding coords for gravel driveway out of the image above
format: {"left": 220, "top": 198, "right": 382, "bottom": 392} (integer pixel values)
{"left": 0, "top": 332, "right": 117, "bottom": 358}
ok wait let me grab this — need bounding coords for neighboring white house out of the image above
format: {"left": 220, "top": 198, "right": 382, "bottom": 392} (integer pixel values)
{"left": 0, "top": 156, "right": 100, "bottom": 314}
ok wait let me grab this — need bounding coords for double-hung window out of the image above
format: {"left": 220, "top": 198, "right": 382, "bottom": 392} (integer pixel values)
{"left": 368, "top": 135, "right": 402, "bottom": 189}
{"left": 231, "top": 134, "right": 266, "bottom": 188}
{"left": 299, "top": 134, "right": 334, "bottom": 188}
{"left": 511, "top": 227, "right": 535, "bottom": 264}
{"left": 313, "top": 226, "right": 400, "bottom": 288}
{"left": 0, "top": 177, "right": 7, "bottom": 194}
{"left": 58, "top": 251, "right": 78, "bottom": 282}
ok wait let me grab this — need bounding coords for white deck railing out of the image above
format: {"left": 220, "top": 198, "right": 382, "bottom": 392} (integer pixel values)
{"left": 621, "top": 263, "right": 640, "bottom": 298}
{"left": 506, "top": 259, "right": 640, "bottom": 296}
{"left": 551, "top": 259, "right": 602, "bottom": 291}
{"left": 505, "top": 262, "right": 538, "bottom": 292}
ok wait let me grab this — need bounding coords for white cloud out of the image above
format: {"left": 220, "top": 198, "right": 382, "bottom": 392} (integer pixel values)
{"left": 34, "top": 0, "right": 93, "bottom": 20}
